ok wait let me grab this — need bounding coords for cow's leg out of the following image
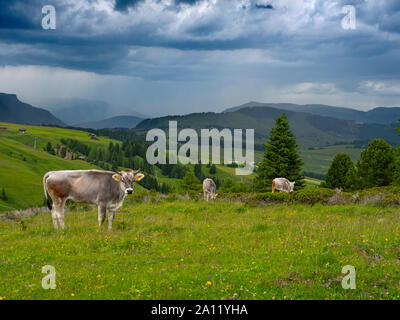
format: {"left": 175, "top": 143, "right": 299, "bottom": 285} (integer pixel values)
{"left": 56, "top": 198, "right": 66, "bottom": 229}
{"left": 98, "top": 204, "right": 107, "bottom": 228}
{"left": 48, "top": 192, "right": 59, "bottom": 229}
{"left": 203, "top": 191, "right": 207, "bottom": 201}
{"left": 108, "top": 210, "right": 116, "bottom": 230}
{"left": 51, "top": 208, "right": 58, "bottom": 229}
{"left": 53, "top": 197, "right": 66, "bottom": 229}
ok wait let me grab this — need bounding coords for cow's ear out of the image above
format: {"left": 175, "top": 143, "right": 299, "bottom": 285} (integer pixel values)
{"left": 112, "top": 174, "right": 122, "bottom": 182}
{"left": 135, "top": 173, "right": 145, "bottom": 181}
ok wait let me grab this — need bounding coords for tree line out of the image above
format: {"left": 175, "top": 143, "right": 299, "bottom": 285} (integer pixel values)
{"left": 254, "top": 113, "right": 400, "bottom": 192}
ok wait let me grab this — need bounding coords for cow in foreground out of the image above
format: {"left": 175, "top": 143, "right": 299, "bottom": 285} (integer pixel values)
{"left": 272, "top": 178, "right": 295, "bottom": 193}
{"left": 203, "top": 178, "right": 218, "bottom": 202}
{"left": 43, "top": 169, "right": 144, "bottom": 230}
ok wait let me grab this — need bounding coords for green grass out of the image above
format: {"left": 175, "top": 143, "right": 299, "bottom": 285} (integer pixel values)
{"left": 0, "top": 123, "right": 121, "bottom": 211}
{"left": 255, "top": 145, "right": 364, "bottom": 177}
{"left": 0, "top": 200, "right": 399, "bottom": 300}
{"left": 299, "top": 145, "right": 363, "bottom": 176}
{"left": 304, "top": 177, "right": 322, "bottom": 187}
{"left": 0, "top": 122, "right": 111, "bottom": 150}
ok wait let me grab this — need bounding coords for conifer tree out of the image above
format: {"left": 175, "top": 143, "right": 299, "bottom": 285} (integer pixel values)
{"left": 357, "top": 139, "right": 395, "bottom": 188}
{"left": 393, "top": 147, "right": 400, "bottom": 186}
{"left": 325, "top": 153, "right": 358, "bottom": 191}
{"left": 209, "top": 164, "right": 217, "bottom": 174}
{"left": 45, "top": 141, "right": 54, "bottom": 154}
{"left": 1, "top": 188, "right": 7, "bottom": 201}
{"left": 255, "top": 113, "right": 304, "bottom": 191}
{"left": 182, "top": 170, "right": 201, "bottom": 191}
{"left": 394, "top": 120, "right": 400, "bottom": 185}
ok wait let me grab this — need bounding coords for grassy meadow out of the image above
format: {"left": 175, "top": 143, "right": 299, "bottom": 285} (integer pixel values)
{"left": 0, "top": 200, "right": 399, "bottom": 300}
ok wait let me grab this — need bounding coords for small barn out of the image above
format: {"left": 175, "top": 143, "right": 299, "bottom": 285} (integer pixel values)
{"left": 18, "top": 128, "right": 27, "bottom": 133}
{"left": 0, "top": 126, "right": 8, "bottom": 130}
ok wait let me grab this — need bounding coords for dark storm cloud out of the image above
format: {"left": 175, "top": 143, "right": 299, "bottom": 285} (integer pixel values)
{"left": 114, "top": 0, "right": 144, "bottom": 12}
{"left": 0, "top": 0, "right": 39, "bottom": 29}
{"left": 114, "top": 0, "right": 203, "bottom": 12}
{"left": 0, "top": 0, "right": 399, "bottom": 110}
{"left": 255, "top": 4, "right": 273, "bottom": 10}
{"left": 175, "top": 0, "right": 203, "bottom": 5}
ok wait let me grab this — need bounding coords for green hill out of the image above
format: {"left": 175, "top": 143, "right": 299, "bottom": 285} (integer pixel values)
{"left": 136, "top": 106, "right": 400, "bottom": 149}
{"left": 0, "top": 123, "right": 122, "bottom": 212}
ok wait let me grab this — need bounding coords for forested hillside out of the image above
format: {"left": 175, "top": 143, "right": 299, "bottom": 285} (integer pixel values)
{"left": 136, "top": 106, "right": 400, "bottom": 149}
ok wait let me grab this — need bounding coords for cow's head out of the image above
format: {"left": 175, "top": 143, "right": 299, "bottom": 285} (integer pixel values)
{"left": 289, "top": 181, "right": 296, "bottom": 193}
{"left": 113, "top": 169, "right": 145, "bottom": 195}
{"left": 210, "top": 193, "right": 218, "bottom": 201}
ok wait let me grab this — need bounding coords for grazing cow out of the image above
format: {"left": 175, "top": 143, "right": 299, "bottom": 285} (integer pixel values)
{"left": 203, "top": 178, "right": 218, "bottom": 202}
{"left": 43, "top": 169, "right": 144, "bottom": 230}
{"left": 271, "top": 178, "right": 295, "bottom": 193}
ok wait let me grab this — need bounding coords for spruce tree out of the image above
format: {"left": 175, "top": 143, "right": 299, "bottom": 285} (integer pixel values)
{"left": 45, "top": 141, "right": 54, "bottom": 154}
{"left": 194, "top": 164, "right": 205, "bottom": 181}
{"left": 394, "top": 120, "right": 400, "bottom": 185}
{"left": 60, "top": 147, "right": 67, "bottom": 159}
{"left": 325, "top": 153, "right": 358, "bottom": 191}
{"left": 357, "top": 139, "right": 395, "bottom": 188}
{"left": 220, "top": 178, "right": 235, "bottom": 193}
{"left": 182, "top": 170, "right": 201, "bottom": 191}
{"left": 1, "top": 188, "right": 7, "bottom": 201}
{"left": 209, "top": 164, "right": 217, "bottom": 175}
{"left": 394, "top": 146, "right": 400, "bottom": 186}
{"left": 255, "top": 113, "right": 304, "bottom": 191}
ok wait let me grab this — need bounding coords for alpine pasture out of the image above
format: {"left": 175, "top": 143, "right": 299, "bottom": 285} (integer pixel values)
{"left": 0, "top": 199, "right": 399, "bottom": 300}
{"left": 0, "top": 122, "right": 399, "bottom": 300}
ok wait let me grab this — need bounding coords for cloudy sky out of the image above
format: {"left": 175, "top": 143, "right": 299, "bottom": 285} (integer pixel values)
{"left": 0, "top": 0, "right": 399, "bottom": 116}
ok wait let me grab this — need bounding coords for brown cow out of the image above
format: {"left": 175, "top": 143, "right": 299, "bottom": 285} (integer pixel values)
{"left": 43, "top": 169, "right": 144, "bottom": 230}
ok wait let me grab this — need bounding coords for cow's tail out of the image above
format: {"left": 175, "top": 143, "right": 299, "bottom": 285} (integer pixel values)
{"left": 43, "top": 172, "right": 52, "bottom": 210}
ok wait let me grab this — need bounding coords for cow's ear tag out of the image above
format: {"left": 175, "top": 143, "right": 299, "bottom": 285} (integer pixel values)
{"left": 136, "top": 174, "right": 144, "bottom": 181}
{"left": 112, "top": 174, "right": 120, "bottom": 182}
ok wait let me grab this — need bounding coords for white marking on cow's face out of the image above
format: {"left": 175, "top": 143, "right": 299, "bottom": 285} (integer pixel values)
{"left": 119, "top": 171, "right": 135, "bottom": 193}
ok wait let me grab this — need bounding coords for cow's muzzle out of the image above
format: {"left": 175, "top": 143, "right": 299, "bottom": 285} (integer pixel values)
{"left": 126, "top": 188, "right": 133, "bottom": 195}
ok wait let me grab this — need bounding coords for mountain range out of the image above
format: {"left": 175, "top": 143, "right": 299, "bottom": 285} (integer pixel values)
{"left": 43, "top": 98, "right": 148, "bottom": 125}
{"left": 75, "top": 115, "right": 144, "bottom": 129}
{"left": 1, "top": 93, "right": 400, "bottom": 150}
{"left": 136, "top": 106, "right": 400, "bottom": 149}
{"left": 0, "top": 93, "right": 65, "bottom": 126}
{"left": 224, "top": 102, "right": 400, "bottom": 125}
